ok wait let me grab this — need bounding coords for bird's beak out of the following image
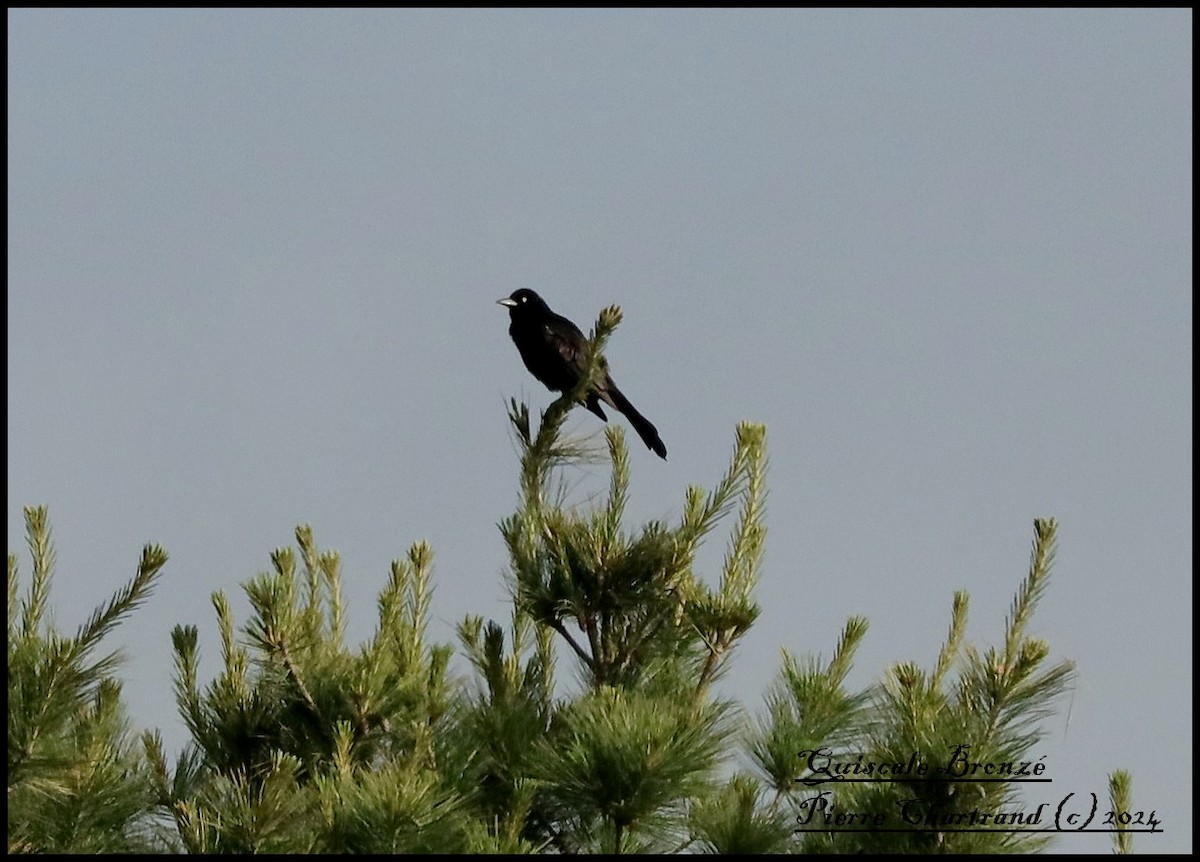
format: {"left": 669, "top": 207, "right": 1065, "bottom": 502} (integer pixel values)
{"left": 496, "top": 297, "right": 518, "bottom": 307}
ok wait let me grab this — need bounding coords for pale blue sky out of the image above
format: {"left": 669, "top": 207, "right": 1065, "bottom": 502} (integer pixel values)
{"left": 8, "top": 9, "right": 1191, "bottom": 852}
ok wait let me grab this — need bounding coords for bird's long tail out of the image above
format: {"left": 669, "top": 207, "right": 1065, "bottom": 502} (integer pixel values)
{"left": 605, "top": 380, "right": 667, "bottom": 460}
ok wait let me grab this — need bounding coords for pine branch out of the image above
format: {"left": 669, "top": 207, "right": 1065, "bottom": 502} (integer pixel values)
{"left": 932, "top": 591, "right": 969, "bottom": 687}
{"left": 8, "top": 553, "right": 19, "bottom": 641}
{"left": 73, "top": 543, "right": 168, "bottom": 657}
{"left": 719, "top": 423, "right": 768, "bottom": 602}
{"left": 1002, "top": 518, "right": 1057, "bottom": 669}
{"left": 547, "top": 618, "right": 594, "bottom": 671}
{"left": 509, "top": 305, "right": 623, "bottom": 509}
{"left": 20, "top": 505, "right": 55, "bottom": 638}
{"left": 278, "top": 636, "right": 323, "bottom": 727}
{"left": 599, "top": 426, "right": 631, "bottom": 556}
{"left": 1108, "top": 770, "right": 1134, "bottom": 855}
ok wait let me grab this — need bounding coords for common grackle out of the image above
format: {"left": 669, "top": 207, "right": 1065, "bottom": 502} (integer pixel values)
{"left": 497, "top": 288, "right": 667, "bottom": 460}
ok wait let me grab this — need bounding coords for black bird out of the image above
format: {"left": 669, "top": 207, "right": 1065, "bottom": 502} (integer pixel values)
{"left": 497, "top": 288, "right": 667, "bottom": 460}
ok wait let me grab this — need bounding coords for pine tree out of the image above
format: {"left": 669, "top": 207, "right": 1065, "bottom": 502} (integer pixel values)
{"left": 7, "top": 505, "right": 168, "bottom": 853}
{"left": 145, "top": 526, "right": 523, "bottom": 853}
{"left": 454, "top": 305, "right": 766, "bottom": 852}
{"left": 745, "top": 520, "right": 1093, "bottom": 853}
{"left": 9, "top": 310, "right": 1141, "bottom": 854}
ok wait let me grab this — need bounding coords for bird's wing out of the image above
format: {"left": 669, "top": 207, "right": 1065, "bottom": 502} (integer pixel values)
{"left": 542, "top": 317, "right": 590, "bottom": 377}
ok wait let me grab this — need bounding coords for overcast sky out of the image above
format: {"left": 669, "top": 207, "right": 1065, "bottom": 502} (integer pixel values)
{"left": 7, "top": 9, "right": 1191, "bottom": 853}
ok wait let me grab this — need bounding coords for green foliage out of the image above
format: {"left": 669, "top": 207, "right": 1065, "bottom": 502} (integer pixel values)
{"left": 7, "top": 506, "right": 167, "bottom": 853}
{"left": 530, "top": 686, "right": 734, "bottom": 853}
{"left": 688, "top": 773, "right": 796, "bottom": 854}
{"left": 474, "top": 306, "right": 770, "bottom": 850}
{"left": 501, "top": 362, "right": 767, "bottom": 694}
{"left": 750, "top": 616, "right": 872, "bottom": 799}
{"left": 8, "top": 311, "right": 1130, "bottom": 854}
{"left": 763, "top": 519, "right": 1078, "bottom": 854}
{"left": 1108, "top": 769, "right": 1134, "bottom": 855}
{"left": 146, "top": 526, "right": 493, "bottom": 853}
{"left": 451, "top": 612, "right": 555, "bottom": 840}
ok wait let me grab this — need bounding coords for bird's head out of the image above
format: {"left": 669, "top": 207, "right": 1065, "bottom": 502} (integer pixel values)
{"left": 496, "top": 288, "right": 549, "bottom": 315}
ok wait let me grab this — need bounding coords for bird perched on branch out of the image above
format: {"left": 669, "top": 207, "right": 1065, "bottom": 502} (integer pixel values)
{"left": 497, "top": 288, "right": 667, "bottom": 460}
